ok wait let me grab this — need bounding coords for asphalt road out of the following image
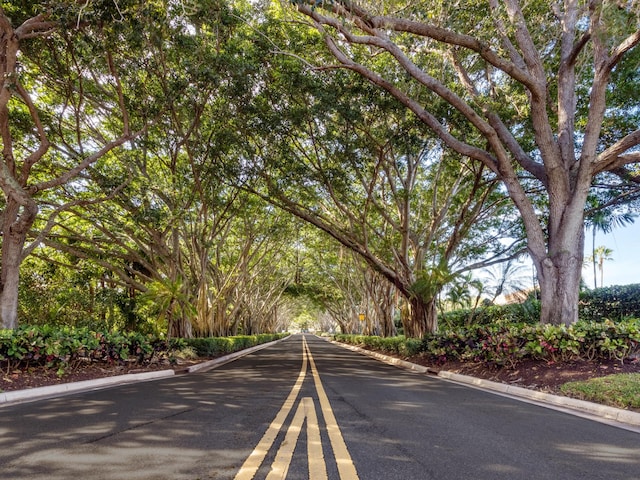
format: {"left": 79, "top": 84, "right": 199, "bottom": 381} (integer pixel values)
{"left": 1, "top": 334, "right": 639, "bottom": 480}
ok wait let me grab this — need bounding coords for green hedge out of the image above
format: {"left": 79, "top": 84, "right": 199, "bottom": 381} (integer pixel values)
{"left": 0, "top": 326, "right": 289, "bottom": 375}
{"left": 183, "top": 333, "right": 289, "bottom": 357}
{"left": 439, "top": 301, "right": 541, "bottom": 329}
{"left": 579, "top": 284, "right": 640, "bottom": 322}
{"left": 0, "top": 325, "right": 172, "bottom": 374}
{"left": 334, "top": 334, "right": 423, "bottom": 357}
{"left": 335, "top": 318, "right": 640, "bottom": 368}
{"left": 438, "top": 284, "right": 640, "bottom": 328}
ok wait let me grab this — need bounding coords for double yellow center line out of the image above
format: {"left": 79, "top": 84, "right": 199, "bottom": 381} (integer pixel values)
{"left": 234, "top": 336, "right": 359, "bottom": 480}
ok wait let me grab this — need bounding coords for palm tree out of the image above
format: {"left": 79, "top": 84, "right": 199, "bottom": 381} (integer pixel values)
{"left": 585, "top": 209, "right": 635, "bottom": 288}
{"left": 445, "top": 276, "right": 473, "bottom": 311}
{"left": 585, "top": 246, "right": 614, "bottom": 289}
{"left": 481, "top": 259, "right": 531, "bottom": 304}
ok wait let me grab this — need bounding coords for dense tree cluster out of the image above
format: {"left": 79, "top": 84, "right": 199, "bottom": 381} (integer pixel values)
{"left": 0, "top": 1, "right": 638, "bottom": 336}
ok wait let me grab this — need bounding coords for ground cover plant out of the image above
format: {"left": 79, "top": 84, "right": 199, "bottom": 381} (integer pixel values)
{"left": 579, "top": 284, "right": 640, "bottom": 322}
{"left": 0, "top": 325, "right": 287, "bottom": 377}
{"left": 335, "top": 319, "right": 640, "bottom": 367}
{"left": 560, "top": 374, "right": 640, "bottom": 410}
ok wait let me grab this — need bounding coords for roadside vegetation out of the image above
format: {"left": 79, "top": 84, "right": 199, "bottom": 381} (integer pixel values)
{"left": 333, "top": 292, "right": 640, "bottom": 409}
{"left": 0, "top": 326, "right": 288, "bottom": 378}
{"left": 1, "top": 1, "right": 639, "bottom": 342}
{"left": 334, "top": 319, "right": 640, "bottom": 410}
{"left": 335, "top": 319, "right": 640, "bottom": 368}
{"left": 561, "top": 374, "right": 640, "bottom": 410}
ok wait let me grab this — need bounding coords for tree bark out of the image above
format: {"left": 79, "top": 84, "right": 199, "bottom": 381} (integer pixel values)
{"left": 0, "top": 232, "right": 26, "bottom": 329}
{"left": 0, "top": 194, "right": 38, "bottom": 329}
{"left": 169, "top": 313, "right": 193, "bottom": 339}
{"left": 532, "top": 215, "right": 585, "bottom": 326}
{"left": 404, "top": 296, "right": 437, "bottom": 337}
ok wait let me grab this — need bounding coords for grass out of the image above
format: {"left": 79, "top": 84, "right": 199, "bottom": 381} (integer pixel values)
{"left": 560, "top": 373, "right": 640, "bottom": 410}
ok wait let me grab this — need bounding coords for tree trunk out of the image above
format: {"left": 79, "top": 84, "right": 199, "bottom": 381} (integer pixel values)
{"left": 534, "top": 228, "right": 584, "bottom": 326}
{"left": 0, "top": 233, "right": 24, "bottom": 329}
{"left": 169, "top": 315, "right": 193, "bottom": 339}
{"left": 592, "top": 227, "right": 597, "bottom": 289}
{"left": 380, "top": 303, "right": 396, "bottom": 338}
{"left": 0, "top": 198, "right": 37, "bottom": 329}
{"left": 403, "top": 296, "right": 438, "bottom": 337}
{"left": 599, "top": 257, "right": 604, "bottom": 289}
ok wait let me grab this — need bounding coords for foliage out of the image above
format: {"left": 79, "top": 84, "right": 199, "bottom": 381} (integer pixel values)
{"left": 439, "top": 301, "right": 541, "bottom": 329}
{"left": 290, "top": 0, "right": 640, "bottom": 328}
{"left": 239, "top": 21, "right": 520, "bottom": 336}
{"left": 560, "top": 374, "right": 640, "bottom": 410}
{"left": 579, "top": 284, "right": 640, "bottom": 322}
{"left": 0, "top": 326, "right": 289, "bottom": 375}
{"left": 438, "top": 283, "right": 640, "bottom": 327}
{"left": 335, "top": 318, "right": 640, "bottom": 368}
{"left": 18, "top": 254, "right": 148, "bottom": 331}
{"left": 0, "top": 325, "right": 173, "bottom": 375}
{"left": 183, "top": 333, "right": 289, "bottom": 357}
{"left": 333, "top": 334, "right": 422, "bottom": 357}
{"left": 0, "top": 0, "right": 172, "bottom": 329}
{"left": 3, "top": 1, "right": 639, "bottom": 337}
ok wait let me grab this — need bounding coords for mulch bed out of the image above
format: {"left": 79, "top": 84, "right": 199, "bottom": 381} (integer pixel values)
{"left": 412, "top": 356, "right": 640, "bottom": 393}
{"left": 0, "top": 358, "right": 205, "bottom": 393}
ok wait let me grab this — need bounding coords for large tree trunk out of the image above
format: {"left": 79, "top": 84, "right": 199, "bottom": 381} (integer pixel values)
{"left": 403, "top": 296, "right": 437, "bottom": 337}
{"left": 379, "top": 303, "right": 396, "bottom": 338}
{"left": 169, "top": 315, "right": 193, "bottom": 339}
{"left": 532, "top": 218, "right": 585, "bottom": 326}
{"left": 537, "top": 257, "right": 582, "bottom": 326}
{"left": 0, "top": 198, "right": 37, "bottom": 329}
{"left": 0, "top": 235, "right": 24, "bottom": 329}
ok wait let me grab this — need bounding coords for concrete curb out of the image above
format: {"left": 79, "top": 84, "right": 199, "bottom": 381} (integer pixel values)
{"left": 436, "top": 370, "right": 640, "bottom": 427}
{"left": 331, "top": 339, "right": 640, "bottom": 429}
{"left": 0, "top": 369, "right": 175, "bottom": 405}
{"left": 0, "top": 337, "right": 288, "bottom": 406}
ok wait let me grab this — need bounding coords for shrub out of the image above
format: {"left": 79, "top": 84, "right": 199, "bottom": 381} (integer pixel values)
{"left": 399, "top": 338, "right": 423, "bottom": 357}
{"left": 0, "top": 327, "right": 289, "bottom": 374}
{"left": 439, "top": 300, "right": 540, "bottom": 329}
{"left": 183, "top": 333, "right": 288, "bottom": 357}
{"left": 579, "top": 284, "right": 640, "bottom": 322}
{"left": 335, "top": 318, "right": 640, "bottom": 368}
{"left": 440, "top": 284, "right": 640, "bottom": 327}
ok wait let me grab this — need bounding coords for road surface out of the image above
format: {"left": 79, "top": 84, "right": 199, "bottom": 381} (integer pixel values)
{"left": 1, "top": 334, "right": 638, "bottom": 479}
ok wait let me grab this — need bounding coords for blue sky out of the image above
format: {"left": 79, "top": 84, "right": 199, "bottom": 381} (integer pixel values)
{"left": 586, "top": 221, "right": 640, "bottom": 288}
{"left": 503, "top": 222, "right": 640, "bottom": 294}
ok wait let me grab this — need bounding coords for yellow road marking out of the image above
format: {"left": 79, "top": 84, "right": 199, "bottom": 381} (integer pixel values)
{"left": 234, "top": 336, "right": 358, "bottom": 480}
{"left": 266, "top": 397, "right": 306, "bottom": 480}
{"left": 234, "top": 340, "right": 307, "bottom": 480}
{"left": 304, "top": 339, "right": 359, "bottom": 480}
{"left": 266, "top": 397, "right": 327, "bottom": 480}
{"left": 305, "top": 397, "right": 328, "bottom": 480}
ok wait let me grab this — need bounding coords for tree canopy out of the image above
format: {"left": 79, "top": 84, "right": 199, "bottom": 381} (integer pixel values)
{"left": 1, "top": 0, "right": 639, "bottom": 336}
{"left": 289, "top": 0, "right": 640, "bottom": 326}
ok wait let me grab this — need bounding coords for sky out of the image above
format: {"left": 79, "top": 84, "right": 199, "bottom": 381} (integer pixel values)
{"left": 500, "top": 221, "right": 640, "bottom": 295}
{"left": 586, "top": 221, "right": 640, "bottom": 289}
